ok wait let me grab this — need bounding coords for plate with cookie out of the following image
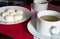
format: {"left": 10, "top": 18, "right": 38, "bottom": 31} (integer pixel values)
{"left": 0, "top": 6, "right": 32, "bottom": 25}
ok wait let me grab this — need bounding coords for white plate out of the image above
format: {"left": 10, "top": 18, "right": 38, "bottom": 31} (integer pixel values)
{"left": 27, "top": 18, "right": 60, "bottom": 39}
{"left": 0, "top": 6, "right": 32, "bottom": 25}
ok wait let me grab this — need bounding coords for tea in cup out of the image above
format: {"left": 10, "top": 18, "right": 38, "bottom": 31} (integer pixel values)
{"left": 37, "top": 10, "right": 60, "bottom": 36}
{"left": 40, "top": 15, "right": 60, "bottom": 22}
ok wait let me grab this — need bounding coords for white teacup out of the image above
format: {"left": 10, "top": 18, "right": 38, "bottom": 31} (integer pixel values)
{"left": 37, "top": 10, "right": 60, "bottom": 36}
{"left": 33, "top": 0, "right": 48, "bottom": 12}
{"left": 33, "top": 3, "right": 48, "bottom": 12}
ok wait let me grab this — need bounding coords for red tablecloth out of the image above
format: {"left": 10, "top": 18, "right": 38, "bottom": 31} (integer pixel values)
{"left": 0, "top": 5, "right": 33, "bottom": 39}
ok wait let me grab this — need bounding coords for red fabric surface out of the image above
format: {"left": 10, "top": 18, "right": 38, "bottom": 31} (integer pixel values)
{"left": 23, "top": 4, "right": 31, "bottom": 10}
{"left": 0, "top": 5, "right": 33, "bottom": 39}
{"left": 48, "top": 4, "right": 60, "bottom": 12}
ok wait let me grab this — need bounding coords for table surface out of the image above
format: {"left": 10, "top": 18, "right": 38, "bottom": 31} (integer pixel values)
{"left": 0, "top": 3, "right": 60, "bottom": 39}
{"left": 0, "top": 5, "right": 33, "bottom": 39}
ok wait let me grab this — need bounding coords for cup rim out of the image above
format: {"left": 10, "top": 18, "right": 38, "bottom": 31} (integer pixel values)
{"left": 34, "top": 0, "right": 48, "bottom": 4}
{"left": 34, "top": 1, "right": 48, "bottom": 4}
{"left": 37, "top": 10, "right": 60, "bottom": 23}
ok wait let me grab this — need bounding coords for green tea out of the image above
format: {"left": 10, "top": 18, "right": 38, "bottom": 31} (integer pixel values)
{"left": 40, "top": 15, "right": 60, "bottom": 22}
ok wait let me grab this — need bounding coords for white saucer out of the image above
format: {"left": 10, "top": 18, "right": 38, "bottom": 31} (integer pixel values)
{"left": 27, "top": 18, "right": 60, "bottom": 39}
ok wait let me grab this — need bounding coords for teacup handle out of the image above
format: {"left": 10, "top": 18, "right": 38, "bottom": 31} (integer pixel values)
{"left": 50, "top": 26, "right": 60, "bottom": 35}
